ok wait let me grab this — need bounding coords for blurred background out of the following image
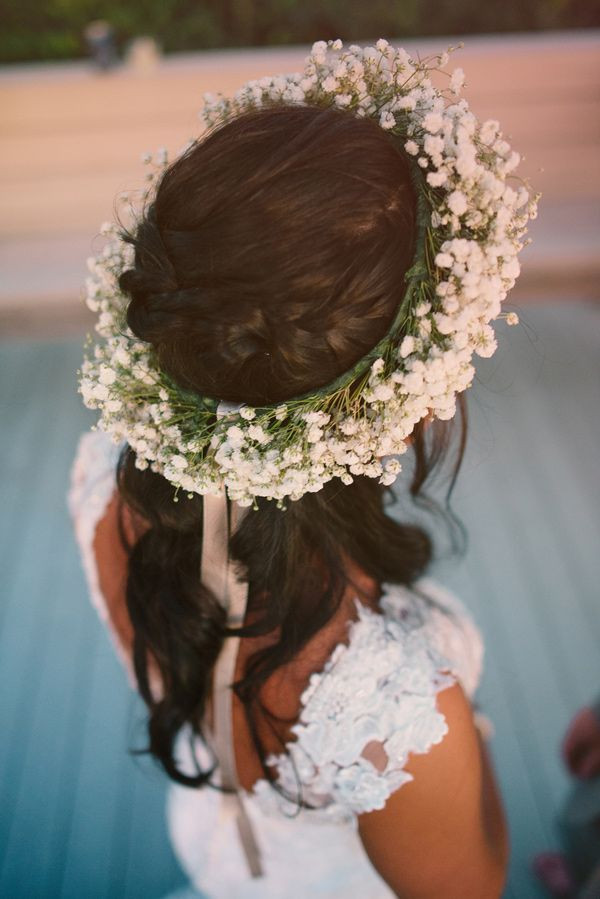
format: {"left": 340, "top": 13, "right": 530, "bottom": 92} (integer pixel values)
{"left": 1, "top": 4, "right": 599, "bottom": 898}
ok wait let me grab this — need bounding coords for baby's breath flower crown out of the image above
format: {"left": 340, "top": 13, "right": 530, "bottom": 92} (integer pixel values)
{"left": 80, "top": 37, "right": 539, "bottom": 508}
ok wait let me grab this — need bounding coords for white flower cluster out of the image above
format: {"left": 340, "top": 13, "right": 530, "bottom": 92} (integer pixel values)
{"left": 80, "top": 38, "right": 539, "bottom": 506}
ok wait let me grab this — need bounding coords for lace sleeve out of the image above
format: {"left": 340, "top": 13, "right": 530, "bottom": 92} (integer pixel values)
{"left": 385, "top": 577, "right": 484, "bottom": 700}
{"left": 67, "top": 430, "right": 136, "bottom": 686}
{"left": 269, "top": 600, "right": 460, "bottom": 817}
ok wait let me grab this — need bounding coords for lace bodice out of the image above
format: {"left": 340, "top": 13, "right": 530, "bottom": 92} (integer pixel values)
{"left": 69, "top": 429, "right": 486, "bottom": 897}
{"left": 237, "top": 579, "right": 482, "bottom": 824}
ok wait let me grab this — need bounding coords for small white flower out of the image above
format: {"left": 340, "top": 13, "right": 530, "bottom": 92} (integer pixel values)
{"left": 385, "top": 457, "right": 402, "bottom": 474}
{"left": 309, "top": 440, "right": 328, "bottom": 461}
{"left": 300, "top": 75, "right": 317, "bottom": 92}
{"left": 404, "top": 139, "right": 419, "bottom": 156}
{"left": 372, "top": 383, "right": 394, "bottom": 402}
{"left": 339, "top": 418, "right": 359, "bottom": 436}
{"left": 379, "top": 110, "right": 396, "bottom": 130}
{"left": 402, "top": 371, "right": 424, "bottom": 392}
{"left": 98, "top": 365, "right": 116, "bottom": 386}
{"left": 424, "top": 135, "right": 444, "bottom": 161}
{"left": 92, "top": 383, "right": 110, "bottom": 401}
{"left": 394, "top": 95, "right": 416, "bottom": 112}
{"left": 303, "top": 411, "right": 330, "bottom": 425}
{"left": 399, "top": 336, "right": 416, "bottom": 358}
{"left": 226, "top": 426, "right": 245, "bottom": 449}
{"left": 435, "top": 252, "right": 454, "bottom": 268}
{"left": 423, "top": 112, "right": 444, "bottom": 133}
{"left": 434, "top": 313, "right": 456, "bottom": 335}
{"left": 493, "top": 138, "right": 511, "bottom": 158}
{"left": 239, "top": 406, "right": 256, "bottom": 421}
{"left": 505, "top": 312, "right": 519, "bottom": 326}
{"left": 311, "top": 40, "right": 328, "bottom": 63}
{"left": 449, "top": 67, "right": 465, "bottom": 94}
{"left": 335, "top": 93, "right": 352, "bottom": 108}
{"left": 113, "top": 347, "right": 130, "bottom": 366}
{"left": 426, "top": 170, "right": 447, "bottom": 188}
{"left": 474, "top": 325, "right": 498, "bottom": 358}
{"left": 247, "top": 424, "right": 272, "bottom": 445}
{"left": 447, "top": 190, "right": 468, "bottom": 216}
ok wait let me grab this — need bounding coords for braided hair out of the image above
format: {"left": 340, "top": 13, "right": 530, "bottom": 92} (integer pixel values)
{"left": 116, "top": 104, "right": 467, "bottom": 797}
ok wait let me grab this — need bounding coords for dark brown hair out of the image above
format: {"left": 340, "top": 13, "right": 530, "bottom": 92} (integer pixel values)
{"left": 116, "top": 104, "right": 467, "bottom": 802}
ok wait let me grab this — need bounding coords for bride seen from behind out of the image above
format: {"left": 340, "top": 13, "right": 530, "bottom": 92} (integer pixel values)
{"left": 70, "top": 38, "right": 538, "bottom": 897}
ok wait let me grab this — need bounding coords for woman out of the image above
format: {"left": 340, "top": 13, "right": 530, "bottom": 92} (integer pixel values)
{"left": 70, "top": 39, "right": 536, "bottom": 897}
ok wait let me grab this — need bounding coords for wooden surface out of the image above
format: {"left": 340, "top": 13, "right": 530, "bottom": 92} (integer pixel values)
{"left": 1, "top": 29, "right": 599, "bottom": 334}
{"left": 1, "top": 301, "right": 599, "bottom": 897}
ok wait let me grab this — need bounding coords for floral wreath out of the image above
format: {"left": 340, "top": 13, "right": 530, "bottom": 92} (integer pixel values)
{"left": 80, "top": 37, "right": 539, "bottom": 507}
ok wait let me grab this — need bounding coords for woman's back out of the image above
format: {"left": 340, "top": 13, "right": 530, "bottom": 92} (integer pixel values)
{"left": 70, "top": 429, "right": 500, "bottom": 897}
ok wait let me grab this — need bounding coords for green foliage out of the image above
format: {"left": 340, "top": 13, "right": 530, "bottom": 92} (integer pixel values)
{"left": 0, "top": 0, "right": 597, "bottom": 64}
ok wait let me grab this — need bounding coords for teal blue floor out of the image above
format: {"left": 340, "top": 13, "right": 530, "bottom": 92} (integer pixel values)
{"left": 1, "top": 302, "right": 599, "bottom": 898}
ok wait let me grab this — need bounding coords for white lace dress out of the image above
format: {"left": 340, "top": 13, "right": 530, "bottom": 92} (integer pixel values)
{"left": 69, "top": 431, "right": 486, "bottom": 899}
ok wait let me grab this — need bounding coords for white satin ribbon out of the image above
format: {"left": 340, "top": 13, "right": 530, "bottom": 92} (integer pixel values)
{"left": 200, "top": 402, "right": 264, "bottom": 878}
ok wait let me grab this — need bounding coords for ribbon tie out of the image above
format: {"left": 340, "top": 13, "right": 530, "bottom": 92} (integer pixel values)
{"left": 200, "top": 403, "right": 264, "bottom": 878}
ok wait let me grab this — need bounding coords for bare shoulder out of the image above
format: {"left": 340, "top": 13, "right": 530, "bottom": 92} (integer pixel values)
{"left": 357, "top": 681, "right": 507, "bottom": 898}
{"left": 93, "top": 488, "right": 149, "bottom": 659}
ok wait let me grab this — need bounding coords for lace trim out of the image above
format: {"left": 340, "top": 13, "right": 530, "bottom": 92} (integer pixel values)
{"left": 241, "top": 584, "right": 483, "bottom": 821}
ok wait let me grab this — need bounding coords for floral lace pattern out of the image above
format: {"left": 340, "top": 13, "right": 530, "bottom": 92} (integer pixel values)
{"left": 243, "top": 581, "right": 482, "bottom": 822}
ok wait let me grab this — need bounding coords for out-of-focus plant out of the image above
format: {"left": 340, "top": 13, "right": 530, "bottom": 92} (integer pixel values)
{"left": 0, "top": 0, "right": 598, "bottom": 64}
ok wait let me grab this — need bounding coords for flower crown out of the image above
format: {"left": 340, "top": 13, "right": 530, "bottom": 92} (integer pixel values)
{"left": 80, "top": 37, "right": 539, "bottom": 508}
